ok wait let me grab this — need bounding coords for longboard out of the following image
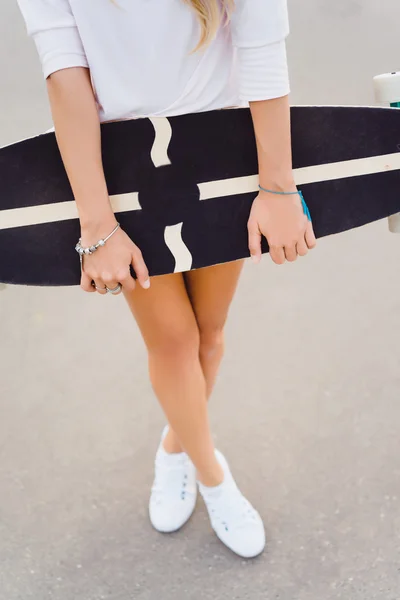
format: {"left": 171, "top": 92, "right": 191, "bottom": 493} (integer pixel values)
{"left": 1, "top": 106, "right": 400, "bottom": 286}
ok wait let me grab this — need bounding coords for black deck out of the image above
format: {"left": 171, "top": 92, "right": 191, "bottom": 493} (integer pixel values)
{"left": 1, "top": 106, "right": 400, "bottom": 285}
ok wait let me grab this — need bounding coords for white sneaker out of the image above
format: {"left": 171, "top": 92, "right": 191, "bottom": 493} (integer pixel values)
{"left": 149, "top": 427, "right": 197, "bottom": 533}
{"left": 198, "top": 450, "right": 266, "bottom": 558}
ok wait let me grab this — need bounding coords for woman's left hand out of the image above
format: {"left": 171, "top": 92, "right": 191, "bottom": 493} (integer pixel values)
{"left": 247, "top": 185, "right": 317, "bottom": 265}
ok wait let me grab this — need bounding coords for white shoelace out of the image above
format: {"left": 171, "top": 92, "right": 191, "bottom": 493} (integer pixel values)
{"left": 151, "top": 454, "right": 192, "bottom": 505}
{"left": 205, "top": 486, "right": 259, "bottom": 531}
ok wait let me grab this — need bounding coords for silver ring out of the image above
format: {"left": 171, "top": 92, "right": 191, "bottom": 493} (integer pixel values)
{"left": 92, "top": 282, "right": 107, "bottom": 292}
{"left": 106, "top": 284, "right": 122, "bottom": 295}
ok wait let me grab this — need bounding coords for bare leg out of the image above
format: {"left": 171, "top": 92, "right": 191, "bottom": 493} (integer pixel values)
{"left": 125, "top": 263, "right": 264, "bottom": 554}
{"left": 158, "top": 260, "right": 244, "bottom": 452}
{"left": 123, "top": 273, "right": 223, "bottom": 486}
{"left": 186, "top": 260, "right": 245, "bottom": 396}
{"left": 164, "top": 260, "right": 245, "bottom": 453}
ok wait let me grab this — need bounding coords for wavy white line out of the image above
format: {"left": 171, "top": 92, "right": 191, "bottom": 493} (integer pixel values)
{"left": 148, "top": 117, "right": 172, "bottom": 167}
{"left": 164, "top": 223, "right": 193, "bottom": 273}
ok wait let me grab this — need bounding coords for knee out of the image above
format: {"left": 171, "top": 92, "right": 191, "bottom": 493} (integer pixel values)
{"left": 147, "top": 325, "right": 200, "bottom": 360}
{"left": 199, "top": 325, "right": 225, "bottom": 362}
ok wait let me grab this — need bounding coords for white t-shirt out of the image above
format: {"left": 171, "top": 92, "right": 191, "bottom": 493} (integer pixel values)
{"left": 17, "top": 0, "right": 291, "bottom": 122}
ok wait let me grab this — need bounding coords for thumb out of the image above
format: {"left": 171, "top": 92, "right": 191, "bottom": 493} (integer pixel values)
{"left": 305, "top": 220, "right": 317, "bottom": 249}
{"left": 248, "top": 218, "right": 262, "bottom": 264}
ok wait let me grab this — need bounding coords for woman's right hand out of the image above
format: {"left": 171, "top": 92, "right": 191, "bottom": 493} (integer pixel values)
{"left": 79, "top": 219, "right": 150, "bottom": 295}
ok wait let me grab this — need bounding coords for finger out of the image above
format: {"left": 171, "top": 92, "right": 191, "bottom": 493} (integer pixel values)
{"left": 118, "top": 270, "right": 136, "bottom": 294}
{"left": 131, "top": 249, "right": 151, "bottom": 289}
{"left": 305, "top": 221, "right": 317, "bottom": 249}
{"left": 284, "top": 244, "right": 298, "bottom": 262}
{"left": 81, "top": 270, "right": 96, "bottom": 293}
{"left": 102, "top": 274, "right": 123, "bottom": 296}
{"left": 248, "top": 219, "right": 262, "bottom": 264}
{"left": 93, "top": 278, "right": 107, "bottom": 295}
{"left": 296, "top": 236, "right": 309, "bottom": 257}
{"left": 113, "top": 269, "right": 136, "bottom": 293}
{"left": 269, "top": 246, "right": 286, "bottom": 265}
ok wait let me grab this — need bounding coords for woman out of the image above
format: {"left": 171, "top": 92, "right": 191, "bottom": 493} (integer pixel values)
{"left": 17, "top": 0, "right": 316, "bottom": 558}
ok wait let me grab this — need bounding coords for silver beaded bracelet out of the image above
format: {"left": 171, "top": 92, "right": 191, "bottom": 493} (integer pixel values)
{"left": 75, "top": 222, "right": 120, "bottom": 256}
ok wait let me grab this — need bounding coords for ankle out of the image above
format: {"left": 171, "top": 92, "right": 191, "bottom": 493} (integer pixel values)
{"left": 197, "top": 461, "right": 224, "bottom": 487}
{"left": 162, "top": 429, "right": 184, "bottom": 454}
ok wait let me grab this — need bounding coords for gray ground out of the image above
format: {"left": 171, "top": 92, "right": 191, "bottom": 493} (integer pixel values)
{"left": 1, "top": 1, "right": 400, "bottom": 598}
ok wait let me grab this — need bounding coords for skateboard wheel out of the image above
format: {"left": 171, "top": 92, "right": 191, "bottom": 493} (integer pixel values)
{"left": 373, "top": 72, "right": 400, "bottom": 104}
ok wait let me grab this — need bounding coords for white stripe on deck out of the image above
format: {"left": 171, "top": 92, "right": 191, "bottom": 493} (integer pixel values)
{"left": 197, "top": 152, "right": 400, "bottom": 200}
{"left": 1, "top": 153, "right": 399, "bottom": 230}
{"left": 0, "top": 193, "right": 141, "bottom": 230}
